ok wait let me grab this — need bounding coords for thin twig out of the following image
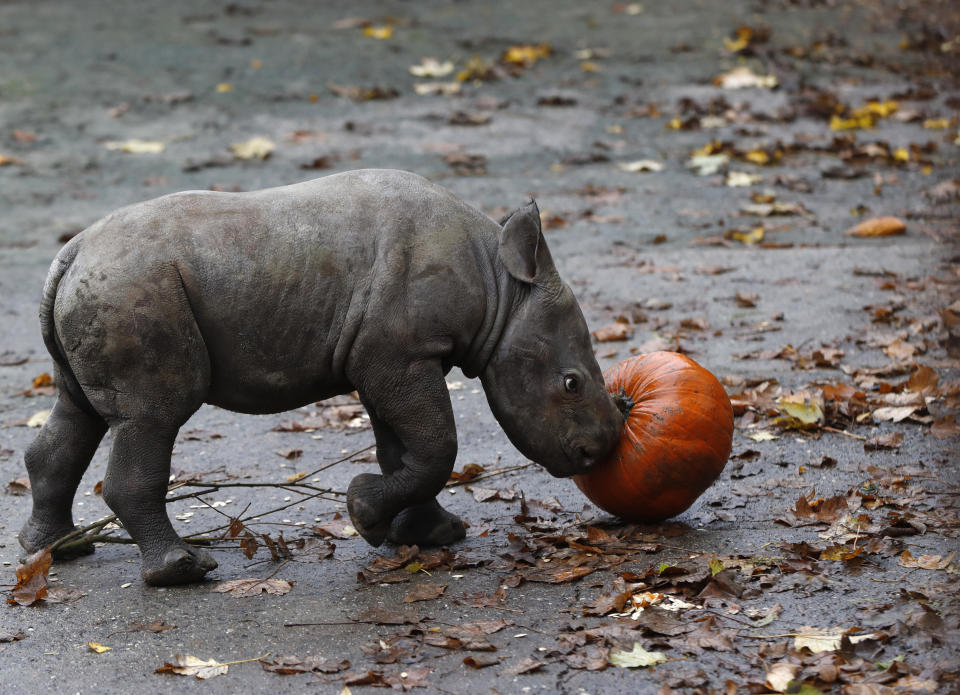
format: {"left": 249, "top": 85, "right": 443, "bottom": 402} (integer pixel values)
{"left": 446, "top": 463, "right": 535, "bottom": 488}
{"left": 822, "top": 426, "right": 867, "bottom": 440}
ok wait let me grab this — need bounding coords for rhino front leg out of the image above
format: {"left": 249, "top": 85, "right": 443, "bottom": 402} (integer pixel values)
{"left": 348, "top": 359, "right": 458, "bottom": 547}
{"left": 363, "top": 405, "right": 466, "bottom": 547}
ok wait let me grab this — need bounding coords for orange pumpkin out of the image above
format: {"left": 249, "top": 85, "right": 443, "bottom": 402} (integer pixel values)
{"left": 574, "top": 351, "right": 734, "bottom": 522}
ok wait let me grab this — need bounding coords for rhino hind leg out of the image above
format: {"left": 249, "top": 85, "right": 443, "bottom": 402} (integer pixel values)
{"left": 19, "top": 384, "right": 107, "bottom": 559}
{"left": 387, "top": 499, "right": 466, "bottom": 546}
{"left": 101, "top": 421, "right": 217, "bottom": 586}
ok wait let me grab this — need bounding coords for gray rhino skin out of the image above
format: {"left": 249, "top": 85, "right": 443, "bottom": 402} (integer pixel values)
{"left": 19, "top": 169, "right": 623, "bottom": 586}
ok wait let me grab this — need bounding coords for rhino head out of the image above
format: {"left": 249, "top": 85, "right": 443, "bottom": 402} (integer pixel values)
{"left": 481, "top": 202, "right": 624, "bottom": 478}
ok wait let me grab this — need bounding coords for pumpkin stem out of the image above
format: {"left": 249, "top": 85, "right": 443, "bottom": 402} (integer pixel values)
{"left": 613, "top": 389, "right": 634, "bottom": 421}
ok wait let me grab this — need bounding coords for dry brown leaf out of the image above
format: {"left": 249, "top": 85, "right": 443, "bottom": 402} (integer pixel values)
{"left": 212, "top": 577, "right": 293, "bottom": 597}
{"left": 6, "top": 548, "right": 51, "bottom": 606}
{"left": 403, "top": 582, "right": 447, "bottom": 603}
{"left": 844, "top": 216, "right": 906, "bottom": 237}
{"left": 931, "top": 415, "right": 960, "bottom": 439}
{"left": 898, "top": 549, "right": 955, "bottom": 570}
{"left": 156, "top": 654, "right": 229, "bottom": 679}
{"left": 592, "top": 321, "right": 633, "bottom": 342}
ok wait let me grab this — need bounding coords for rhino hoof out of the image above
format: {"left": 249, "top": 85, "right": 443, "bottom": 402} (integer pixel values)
{"left": 347, "top": 473, "right": 391, "bottom": 547}
{"left": 19, "top": 519, "right": 95, "bottom": 560}
{"left": 387, "top": 500, "right": 466, "bottom": 547}
{"left": 142, "top": 545, "right": 218, "bottom": 587}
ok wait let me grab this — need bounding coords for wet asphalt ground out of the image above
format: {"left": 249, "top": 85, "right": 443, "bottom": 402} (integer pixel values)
{"left": 1, "top": 1, "right": 958, "bottom": 693}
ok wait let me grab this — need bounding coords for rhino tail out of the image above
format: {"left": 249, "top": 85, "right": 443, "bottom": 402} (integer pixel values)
{"left": 39, "top": 237, "right": 100, "bottom": 418}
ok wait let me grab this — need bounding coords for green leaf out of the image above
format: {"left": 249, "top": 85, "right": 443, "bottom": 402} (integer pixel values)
{"left": 876, "top": 655, "right": 905, "bottom": 670}
{"left": 608, "top": 643, "right": 667, "bottom": 669}
{"left": 404, "top": 562, "right": 423, "bottom": 574}
{"left": 656, "top": 562, "right": 674, "bottom": 574}
{"left": 709, "top": 558, "right": 725, "bottom": 576}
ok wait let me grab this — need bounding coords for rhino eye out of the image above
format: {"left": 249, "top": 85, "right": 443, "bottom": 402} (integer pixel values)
{"left": 564, "top": 375, "right": 579, "bottom": 393}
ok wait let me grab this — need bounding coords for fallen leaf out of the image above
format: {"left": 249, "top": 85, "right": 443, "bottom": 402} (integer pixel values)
{"left": 794, "top": 629, "right": 877, "bottom": 653}
{"left": 726, "top": 171, "right": 762, "bottom": 187}
{"left": 502, "top": 657, "right": 546, "bottom": 675}
{"left": 618, "top": 159, "right": 663, "bottom": 173}
{"left": 713, "top": 66, "right": 777, "bottom": 89}
{"left": 608, "top": 642, "right": 667, "bottom": 668}
{"left": 156, "top": 654, "right": 229, "bottom": 679}
{"left": 746, "top": 430, "right": 778, "bottom": 441}
{"left": 765, "top": 661, "right": 799, "bottom": 691}
{"left": 408, "top": 58, "right": 454, "bottom": 77}
{"left": 6, "top": 548, "right": 51, "bottom": 606}
{"left": 26, "top": 410, "right": 51, "bottom": 428}
{"left": 898, "top": 549, "right": 955, "bottom": 570}
{"left": 845, "top": 217, "right": 906, "bottom": 238}
{"left": 872, "top": 406, "right": 917, "bottom": 423}
{"left": 87, "top": 642, "right": 111, "bottom": 653}
{"left": 0, "top": 153, "right": 24, "bottom": 166}
{"left": 592, "top": 321, "right": 633, "bottom": 342}
{"left": 463, "top": 654, "right": 500, "bottom": 669}
{"left": 687, "top": 153, "right": 729, "bottom": 176}
{"left": 0, "top": 630, "right": 28, "bottom": 642}
{"left": 231, "top": 137, "right": 275, "bottom": 160}
{"left": 413, "top": 82, "right": 461, "bottom": 96}
{"left": 212, "top": 577, "right": 293, "bottom": 597}
{"left": 103, "top": 139, "right": 166, "bottom": 154}
{"left": 403, "top": 583, "right": 446, "bottom": 603}
{"left": 931, "top": 415, "right": 960, "bottom": 439}
{"left": 5, "top": 478, "right": 31, "bottom": 495}
{"left": 502, "top": 44, "right": 551, "bottom": 67}
{"left": 363, "top": 25, "right": 393, "bottom": 40}
{"left": 864, "top": 432, "right": 903, "bottom": 451}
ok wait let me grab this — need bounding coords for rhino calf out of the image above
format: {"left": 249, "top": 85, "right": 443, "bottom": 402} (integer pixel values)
{"left": 19, "top": 169, "right": 623, "bottom": 586}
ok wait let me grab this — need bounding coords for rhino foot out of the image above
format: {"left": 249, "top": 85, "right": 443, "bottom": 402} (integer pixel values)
{"left": 142, "top": 545, "right": 217, "bottom": 587}
{"left": 347, "top": 473, "right": 392, "bottom": 547}
{"left": 387, "top": 500, "right": 466, "bottom": 547}
{"left": 19, "top": 518, "right": 94, "bottom": 560}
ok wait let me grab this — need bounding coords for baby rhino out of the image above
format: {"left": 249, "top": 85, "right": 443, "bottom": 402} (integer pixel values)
{"left": 19, "top": 169, "right": 623, "bottom": 586}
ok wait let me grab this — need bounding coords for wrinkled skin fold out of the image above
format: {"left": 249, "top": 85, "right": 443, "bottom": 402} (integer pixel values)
{"left": 19, "top": 169, "right": 623, "bottom": 586}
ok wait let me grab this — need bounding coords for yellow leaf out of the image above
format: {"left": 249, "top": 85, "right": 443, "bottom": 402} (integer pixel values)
{"left": 363, "top": 25, "right": 393, "bottom": 39}
{"left": 744, "top": 149, "right": 770, "bottom": 165}
{"left": 103, "top": 139, "right": 166, "bottom": 154}
{"left": 775, "top": 393, "right": 824, "bottom": 427}
{"left": 893, "top": 147, "right": 910, "bottom": 162}
{"left": 830, "top": 114, "right": 873, "bottom": 131}
{"left": 250, "top": 59, "right": 262, "bottom": 69}
{"left": 230, "top": 136, "right": 275, "bottom": 160}
{"left": 730, "top": 226, "right": 764, "bottom": 244}
{"left": 844, "top": 216, "right": 906, "bottom": 237}
{"left": 580, "top": 60, "right": 599, "bottom": 72}
{"left": 88, "top": 642, "right": 111, "bottom": 653}
{"left": 724, "top": 26, "right": 753, "bottom": 53}
{"left": 0, "top": 153, "right": 24, "bottom": 166}
{"left": 215, "top": 82, "right": 234, "bottom": 93}
{"left": 853, "top": 100, "right": 898, "bottom": 118}
{"left": 502, "top": 43, "right": 552, "bottom": 67}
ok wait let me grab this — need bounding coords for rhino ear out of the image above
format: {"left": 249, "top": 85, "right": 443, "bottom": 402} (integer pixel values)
{"left": 498, "top": 200, "right": 542, "bottom": 284}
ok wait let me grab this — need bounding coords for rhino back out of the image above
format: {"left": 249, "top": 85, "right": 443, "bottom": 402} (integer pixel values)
{"left": 61, "top": 170, "right": 497, "bottom": 413}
